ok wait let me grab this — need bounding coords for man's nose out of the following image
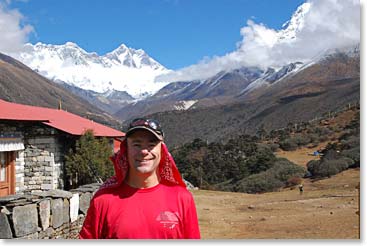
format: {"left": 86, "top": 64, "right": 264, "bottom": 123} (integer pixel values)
{"left": 140, "top": 148, "right": 149, "bottom": 155}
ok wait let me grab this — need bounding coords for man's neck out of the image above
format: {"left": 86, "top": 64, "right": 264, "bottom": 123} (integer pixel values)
{"left": 126, "top": 172, "right": 160, "bottom": 189}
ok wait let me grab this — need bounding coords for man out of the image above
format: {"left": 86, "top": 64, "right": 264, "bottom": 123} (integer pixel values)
{"left": 79, "top": 118, "right": 201, "bottom": 239}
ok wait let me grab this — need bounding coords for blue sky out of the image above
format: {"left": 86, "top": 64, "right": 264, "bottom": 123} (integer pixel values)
{"left": 4, "top": 0, "right": 305, "bottom": 70}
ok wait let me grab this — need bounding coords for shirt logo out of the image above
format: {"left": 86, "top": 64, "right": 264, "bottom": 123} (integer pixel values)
{"left": 156, "top": 211, "right": 179, "bottom": 229}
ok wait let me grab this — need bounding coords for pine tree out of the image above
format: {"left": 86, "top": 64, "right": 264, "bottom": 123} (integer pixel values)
{"left": 65, "top": 130, "right": 114, "bottom": 188}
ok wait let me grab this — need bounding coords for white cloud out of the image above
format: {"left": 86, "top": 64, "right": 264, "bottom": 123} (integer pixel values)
{"left": 0, "top": 2, "right": 33, "bottom": 54}
{"left": 157, "top": 0, "right": 360, "bottom": 83}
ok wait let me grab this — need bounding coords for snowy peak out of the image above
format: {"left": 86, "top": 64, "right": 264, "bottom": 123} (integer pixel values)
{"left": 105, "top": 44, "right": 165, "bottom": 70}
{"left": 16, "top": 42, "right": 170, "bottom": 98}
{"left": 264, "top": 62, "right": 303, "bottom": 83}
{"left": 278, "top": 2, "right": 311, "bottom": 42}
{"left": 23, "top": 42, "right": 103, "bottom": 66}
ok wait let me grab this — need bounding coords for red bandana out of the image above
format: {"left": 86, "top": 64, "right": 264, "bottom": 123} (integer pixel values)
{"left": 100, "top": 140, "right": 186, "bottom": 190}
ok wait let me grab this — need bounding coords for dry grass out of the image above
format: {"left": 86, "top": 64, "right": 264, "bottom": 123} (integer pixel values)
{"left": 192, "top": 144, "right": 360, "bottom": 239}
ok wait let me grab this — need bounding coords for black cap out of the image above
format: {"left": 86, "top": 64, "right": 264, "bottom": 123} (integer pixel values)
{"left": 125, "top": 118, "right": 164, "bottom": 141}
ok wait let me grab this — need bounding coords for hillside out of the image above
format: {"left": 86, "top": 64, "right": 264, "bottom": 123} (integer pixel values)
{"left": 143, "top": 50, "right": 359, "bottom": 148}
{"left": 170, "top": 103, "right": 359, "bottom": 195}
{"left": 189, "top": 105, "right": 360, "bottom": 238}
{"left": 0, "top": 52, "right": 121, "bottom": 128}
{"left": 193, "top": 168, "right": 359, "bottom": 239}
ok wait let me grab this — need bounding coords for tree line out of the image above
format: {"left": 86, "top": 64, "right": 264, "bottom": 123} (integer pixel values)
{"left": 63, "top": 104, "right": 359, "bottom": 193}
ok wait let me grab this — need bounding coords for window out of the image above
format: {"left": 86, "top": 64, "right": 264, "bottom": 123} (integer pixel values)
{"left": 0, "top": 152, "right": 6, "bottom": 182}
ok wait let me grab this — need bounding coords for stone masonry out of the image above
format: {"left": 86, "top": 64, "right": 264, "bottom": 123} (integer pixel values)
{"left": 1, "top": 122, "right": 67, "bottom": 193}
{"left": 0, "top": 183, "right": 100, "bottom": 239}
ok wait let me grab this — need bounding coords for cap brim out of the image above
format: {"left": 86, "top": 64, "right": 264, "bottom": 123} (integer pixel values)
{"left": 125, "top": 126, "right": 163, "bottom": 141}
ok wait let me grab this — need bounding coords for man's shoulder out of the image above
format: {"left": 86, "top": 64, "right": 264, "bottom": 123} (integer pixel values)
{"left": 92, "top": 185, "right": 121, "bottom": 202}
{"left": 161, "top": 184, "right": 194, "bottom": 198}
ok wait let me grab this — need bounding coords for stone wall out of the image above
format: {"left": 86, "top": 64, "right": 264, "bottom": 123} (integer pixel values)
{"left": 1, "top": 121, "right": 69, "bottom": 193}
{"left": 23, "top": 142, "right": 61, "bottom": 192}
{"left": 15, "top": 151, "right": 25, "bottom": 193}
{"left": 24, "top": 125, "right": 65, "bottom": 192}
{"left": 0, "top": 183, "right": 100, "bottom": 239}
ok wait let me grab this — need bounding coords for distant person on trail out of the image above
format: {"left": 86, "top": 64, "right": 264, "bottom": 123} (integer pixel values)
{"left": 299, "top": 184, "right": 304, "bottom": 195}
{"left": 79, "top": 118, "right": 201, "bottom": 239}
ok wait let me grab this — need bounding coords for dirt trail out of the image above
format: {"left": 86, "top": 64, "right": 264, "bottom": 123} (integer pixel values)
{"left": 192, "top": 144, "right": 360, "bottom": 239}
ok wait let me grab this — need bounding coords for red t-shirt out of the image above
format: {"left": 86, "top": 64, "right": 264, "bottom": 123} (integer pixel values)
{"left": 79, "top": 182, "right": 201, "bottom": 239}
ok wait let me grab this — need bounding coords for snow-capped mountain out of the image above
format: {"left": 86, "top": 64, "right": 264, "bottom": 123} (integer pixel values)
{"left": 114, "top": 61, "right": 307, "bottom": 120}
{"left": 114, "top": 41, "right": 359, "bottom": 121}
{"left": 278, "top": 2, "right": 311, "bottom": 42}
{"left": 16, "top": 42, "right": 170, "bottom": 98}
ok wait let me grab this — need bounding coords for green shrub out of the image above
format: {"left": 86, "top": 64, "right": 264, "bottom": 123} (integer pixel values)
{"left": 65, "top": 130, "right": 114, "bottom": 188}
{"left": 268, "top": 143, "right": 280, "bottom": 152}
{"left": 246, "top": 146, "right": 276, "bottom": 174}
{"left": 279, "top": 138, "right": 298, "bottom": 151}
{"left": 308, "top": 133, "right": 320, "bottom": 143}
{"left": 236, "top": 158, "right": 305, "bottom": 193}
{"left": 340, "top": 135, "right": 359, "bottom": 149}
{"left": 307, "top": 158, "right": 353, "bottom": 178}
{"left": 341, "top": 147, "right": 360, "bottom": 167}
{"left": 306, "top": 160, "right": 320, "bottom": 176}
{"left": 293, "top": 135, "right": 311, "bottom": 146}
{"left": 270, "top": 158, "right": 306, "bottom": 182}
{"left": 236, "top": 172, "right": 283, "bottom": 193}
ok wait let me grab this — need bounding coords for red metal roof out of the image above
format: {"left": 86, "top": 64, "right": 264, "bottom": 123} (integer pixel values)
{"left": 0, "top": 99, "right": 125, "bottom": 137}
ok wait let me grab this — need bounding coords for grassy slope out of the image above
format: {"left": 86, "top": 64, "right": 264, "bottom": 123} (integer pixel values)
{"left": 192, "top": 109, "right": 360, "bottom": 239}
{"left": 193, "top": 160, "right": 359, "bottom": 239}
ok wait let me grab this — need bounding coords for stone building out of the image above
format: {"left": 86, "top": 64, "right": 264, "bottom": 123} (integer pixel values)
{"left": 0, "top": 99, "right": 124, "bottom": 197}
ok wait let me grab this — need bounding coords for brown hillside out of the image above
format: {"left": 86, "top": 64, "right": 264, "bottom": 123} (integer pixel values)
{"left": 0, "top": 53, "right": 121, "bottom": 128}
{"left": 193, "top": 168, "right": 359, "bottom": 239}
{"left": 194, "top": 107, "right": 359, "bottom": 239}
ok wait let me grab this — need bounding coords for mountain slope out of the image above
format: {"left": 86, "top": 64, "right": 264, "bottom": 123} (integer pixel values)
{"left": 146, "top": 50, "right": 360, "bottom": 148}
{"left": 0, "top": 52, "right": 121, "bottom": 128}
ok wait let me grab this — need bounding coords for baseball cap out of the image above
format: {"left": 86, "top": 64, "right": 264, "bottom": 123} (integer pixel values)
{"left": 125, "top": 118, "right": 164, "bottom": 141}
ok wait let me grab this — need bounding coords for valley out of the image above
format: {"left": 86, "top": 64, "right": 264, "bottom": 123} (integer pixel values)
{"left": 193, "top": 147, "right": 360, "bottom": 239}
{"left": 188, "top": 107, "right": 360, "bottom": 239}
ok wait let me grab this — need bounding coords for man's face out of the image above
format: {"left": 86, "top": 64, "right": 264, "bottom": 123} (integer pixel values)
{"left": 127, "top": 130, "right": 162, "bottom": 176}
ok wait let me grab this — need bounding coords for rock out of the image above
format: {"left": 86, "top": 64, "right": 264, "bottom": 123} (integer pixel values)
{"left": 70, "top": 183, "right": 101, "bottom": 193}
{"left": 183, "top": 179, "right": 197, "bottom": 190}
{"left": 32, "top": 189, "right": 73, "bottom": 199}
{"left": 19, "top": 232, "right": 38, "bottom": 239}
{"left": 0, "top": 212, "right": 13, "bottom": 239}
{"left": 79, "top": 192, "right": 92, "bottom": 215}
{"left": 12, "top": 204, "right": 38, "bottom": 237}
{"left": 69, "top": 193, "right": 79, "bottom": 223}
{"left": 39, "top": 199, "right": 50, "bottom": 231}
{"left": 51, "top": 198, "right": 64, "bottom": 228}
{"left": 0, "top": 194, "right": 25, "bottom": 204}
{"left": 248, "top": 205, "right": 255, "bottom": 209}
{"left": 63, "top": 199, "right": 70, "bottom": 224}
{"left": 1, "top": 206, "right": 10, "bottom": 215}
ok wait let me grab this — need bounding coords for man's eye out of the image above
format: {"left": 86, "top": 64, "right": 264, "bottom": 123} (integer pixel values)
{"left": 149, "top": 143, "right": 159, "bottom": 148}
